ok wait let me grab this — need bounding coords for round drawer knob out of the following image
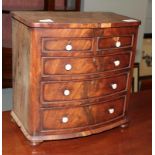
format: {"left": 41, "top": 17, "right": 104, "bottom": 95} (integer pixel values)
{"left": 65, "top": 64, "right": 72, "bottom": 71}
{"left": 114, "top": 60, "right": 120, "bottom": 66}
{"left": 108, "top": 108, "right": 115, "bottom": 114}
{"left": 65, "top": 44, "right": 72, "bottom": 51}
{"left": 111, "top": 83, "right": 118, "bottom": 90}
{"left": 62, "top": 116, "right": 69, "bottom": 123}
{"left": 115, "top": 41, "right": 121, "bottom": 47}
{"left": 64, "top": 89, "right": 70, "bottom": 96}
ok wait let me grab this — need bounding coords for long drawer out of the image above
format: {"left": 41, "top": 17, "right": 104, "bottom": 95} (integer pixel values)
{"left": 42, "top": 52, "right": 131, "bottom": 76}
{"left": 41, "top": 74, "right": 127, "bottom": 102}
{"left": 41, "top": 96, "right": 125, "bottom": 131}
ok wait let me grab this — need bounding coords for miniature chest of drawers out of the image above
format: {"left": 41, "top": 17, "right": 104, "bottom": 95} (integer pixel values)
{"left": 11, "top": 11, "right": 140, "bottom": 145}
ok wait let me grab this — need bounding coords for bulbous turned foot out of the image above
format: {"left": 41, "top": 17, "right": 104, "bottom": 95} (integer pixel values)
{"left": 120, "top": 122, "right": 129, "bottom": 128}
{"left": 29, "top": 140, "right": 43, "bottom": 146}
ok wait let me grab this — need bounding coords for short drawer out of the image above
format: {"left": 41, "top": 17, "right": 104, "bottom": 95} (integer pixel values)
{"left": 42, "top": 53, "right": 131, "bottom": 75}
{"left": 43, "top": 38, "right": 93, "bottom": 51}
{"left": 98, "top": 36, "right": 133, "bottom": 50}
{"left": 97, "top": 52, "right": 131, "bottom": 71}
{"left": 41, "top": 97, "right": 125, "bottom": 130}
{"left": 41, "top": 74, "right": 127, "bottom": 102}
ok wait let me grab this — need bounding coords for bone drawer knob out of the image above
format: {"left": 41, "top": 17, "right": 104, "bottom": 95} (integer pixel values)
{"left": 65, "top": 64, "right": 72, "bottom": 71}
{"left": 108, "top": 108, "right": 115, "bottom": 114}
{"left": 111, "top": 83, "right": 118, "bottom": 90}
{"left": 115, "top": 41, "right": 121, "bottom": 47}
{"left": 62, "top": 116, "right": 69, "bottom": 123}
{"left": 114, "top": 60, "right": 120, "bottom": 66}
{"left": 64, "top": 89, "right": 70, "bottom": 96}
{"left": 65, "top": 44, "right": 72, "bottom": 51}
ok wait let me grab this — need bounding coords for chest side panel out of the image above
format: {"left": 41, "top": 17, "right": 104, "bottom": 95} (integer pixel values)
{"left": 12, "top": 19, "right": 31, "bottom": 133}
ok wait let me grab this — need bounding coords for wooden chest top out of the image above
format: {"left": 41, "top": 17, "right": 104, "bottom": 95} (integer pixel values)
{"left": 12, "top": 11, "right": 141, "bottom": 28}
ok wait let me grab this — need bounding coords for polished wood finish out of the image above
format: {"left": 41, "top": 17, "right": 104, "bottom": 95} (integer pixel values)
{"left": 42, "top": 97, "right": 125, "bottom": 131}
{"left": 3, "top": 90, "right": 152, "bottom": 154}
{"left": 98, "top": 36, "right": 133, "bottom": 49}
{"left": 43, "top": 53, "right": 131, "bottom": 75}
{"left": 42, "top": 74, "right": 127, "bottom": 101}
{"left": 11, "top": 11, "right": 140, "bottom": 144}
{"left": 12, "top": 11, "right": 140, "bottom": 28}
{"left": 44, "top": 38, "right": 93, "bottom": 51}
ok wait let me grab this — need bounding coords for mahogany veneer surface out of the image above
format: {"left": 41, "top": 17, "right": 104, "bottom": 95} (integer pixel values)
{"left": 3, "top": 90, "right": 152, "bottom": 155}
{"left": 11, "top": 11, "right": 140, "bottom": 144}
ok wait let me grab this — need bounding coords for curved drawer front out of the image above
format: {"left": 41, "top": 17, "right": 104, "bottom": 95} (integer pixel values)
{"left": 43, "top": 38, "right": 93, "bottom": 51}
{"left": 42, "top": 74, "right": 127, "bottom": 102}
{"left": 41, "top": 97, "right": 125, "bottom": 131}
{"left": 97, "top": 53, "right": 131, "bottom": 72}
{"left": 42, "top": 53, "right": 131, "bottom": 75}
{"left": 43, "top": 57, "right": 96, "bottom": 75}
{"left": 98, "top": 36, "right": 133, "bottom": 50}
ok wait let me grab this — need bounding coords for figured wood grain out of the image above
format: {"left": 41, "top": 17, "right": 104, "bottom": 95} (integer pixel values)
{"left": 41, "top": 97, "right": 125, "bottom": 131}
{"left": 43, "top": 38, "right": 93, "bottom": 51}
{"left": 39, "top": 29, "right": 94, "bottom": 38}
{"left": 95, "top": 27, "right": 137, "bottom": 37}
{"left": 43, "top": 53, "right": 131, "bottom": 75}
{"left": 42, "top": 74, "right": 127, "bottom": 101}
{"left": 11, "top": 11, "right": 140, "bottom": 144}
{"left": 98, "top": 36, "right": 133, "bottom": 49}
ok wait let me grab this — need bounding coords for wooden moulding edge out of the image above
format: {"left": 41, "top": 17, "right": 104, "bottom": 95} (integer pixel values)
{"left": 10, "top": 110, "right": 128, "bottom": 142}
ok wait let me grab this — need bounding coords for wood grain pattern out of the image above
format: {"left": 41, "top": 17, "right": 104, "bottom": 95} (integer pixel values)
{"left": 12, "top": 19, "right": 31, "bottom": 133}
{"left": 12, "top": 11, "right": 141, "bottom": 28}
{"left": 42, "top": 74, "right": 127, "bottom": 101}
{"left": 43, "top": 53, "right": 131, "bottom": 75}
{"left": 43, "top": 38, "right": 93, "bottom": 51}
{"left": 11, "top": 11, "right": 140, "bottom": 144}
{"left": 41, "top": 97, "right": 125, "bottom": 131}
{"left": 40, "top": 29, "right": 94, "bottom": 38}
{"left": 95, "top": 27, "right": 137, "bottom": 37}
{"left": 98, "top": 35, "right": 133, "bottom": 49}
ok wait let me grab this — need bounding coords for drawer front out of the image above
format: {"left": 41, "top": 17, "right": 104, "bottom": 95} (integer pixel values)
{"left": 43, "top": 38, "right": 93, "bottom": 51}
{"left": 42, "top": 53, "right": 131, "bottom": 75}
{"left": 98, "top": 36, "right": 133, "bottom": 50}
{"left": 97, "top": 53, "right": 131, "bottom": 71}
{"left": 42, "top": 106, "right": 89, "bottom": 130}
{"left": 43, "top": 57, "right": 96, "bottom": 75}
{"left": 90, "top": 97, "right": 125, "bottom": 124}
{"left": 42, "top": 74, "right": 127, "bottom": 102}
{"left": 41, "top": 97, "right": 125, "bottom": 130}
